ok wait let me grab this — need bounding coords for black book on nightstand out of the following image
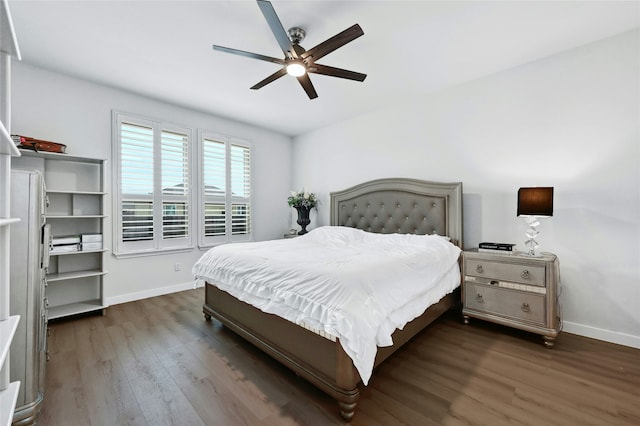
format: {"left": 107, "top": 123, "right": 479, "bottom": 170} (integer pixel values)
{"left": 478, "top": 242, "right": 516, "bottom": 253}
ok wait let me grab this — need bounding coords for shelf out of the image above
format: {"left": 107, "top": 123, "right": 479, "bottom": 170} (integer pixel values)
{"left": 0, "top": 121, "right": 20, "bottom": 157}
{"left": 47, "top": 190, "right": 106, "bottom": 195}
{"left": 1, "top": 0, "right": 21, "bottom": 59}
{"left": 0, "top": 217, "right": 20, "bottom": 227}
{"left": 15, "top": 149, "right": 105, "bottom": 164}
{"left": 0, "top": 317, "right": 19, "bottom": 426}
{"left": 47, "top": 300, "right": 107, "bottom": 320}
{"left": 0, "top": 381, "right": 20, "bottom": 426}
{"left": 0, "top": 315, "right": 19, "bottom": 368}
{"left": 49, "top": 248, "right": 107, "bottom": 257}
{"left": 46, "top": 215, "right": 107, "bottom": 219}
{"left": 46, "top": 269, "right": 107, "bottom": 282}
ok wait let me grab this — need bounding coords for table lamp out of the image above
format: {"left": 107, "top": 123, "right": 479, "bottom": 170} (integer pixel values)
{"left": 517, "top": 187, "right": 553, "bottom": 256}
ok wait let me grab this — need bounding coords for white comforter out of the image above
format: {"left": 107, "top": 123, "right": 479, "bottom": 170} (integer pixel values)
{"left": 192, "top": 226, "right": 461, "bottom": 385}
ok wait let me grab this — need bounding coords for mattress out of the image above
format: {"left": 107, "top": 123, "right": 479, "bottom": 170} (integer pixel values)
{"left": 192, "top": 226, "right": 461, "bottom": 384}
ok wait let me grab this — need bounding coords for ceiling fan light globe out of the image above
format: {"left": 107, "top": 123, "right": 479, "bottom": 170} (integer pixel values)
{"left": 286, "top": 62, "right": 306, "bottom": 77}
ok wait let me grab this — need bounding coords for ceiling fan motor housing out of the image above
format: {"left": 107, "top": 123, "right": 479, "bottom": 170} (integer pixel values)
{"left": 288, "top": 27, "right": 306, "bottom": 44}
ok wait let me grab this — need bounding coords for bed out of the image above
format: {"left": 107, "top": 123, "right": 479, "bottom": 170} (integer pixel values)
{"left": 193, "top": 178, "right": 463, "bottom": 419}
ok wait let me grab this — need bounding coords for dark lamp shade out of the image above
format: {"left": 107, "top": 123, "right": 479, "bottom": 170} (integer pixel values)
{"left": 517, "top": 187, "right": 554, "bottom": 217}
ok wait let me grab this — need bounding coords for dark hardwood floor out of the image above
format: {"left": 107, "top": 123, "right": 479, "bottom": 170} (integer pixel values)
{"left": 39, "top": 288, "right": 640, "bottom": 425}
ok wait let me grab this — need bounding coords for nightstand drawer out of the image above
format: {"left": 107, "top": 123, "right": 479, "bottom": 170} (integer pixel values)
{"left": 464, "top": 282, "right": 545, "bottom": 325}
{"left": 464, "top": 259, "right": 546, "bottom": 287}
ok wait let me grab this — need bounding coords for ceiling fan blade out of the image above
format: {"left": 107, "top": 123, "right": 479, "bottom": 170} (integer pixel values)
{"left": 212, "top": 45, "right": 284, "bottom": 65}
{"left": 308, "top": 64, "right": 366, "bottom": 82}
{"left": 250, "top": 68, "right": 287, "bottom": 90}
{"left": 302, "top": 24, "right": 364, "bottom": 62}
{"left": 296, "top": 74, "right": 318, "bottom": 99}
{"left": 257, "top": 0, "right": 297, "bottom": 59}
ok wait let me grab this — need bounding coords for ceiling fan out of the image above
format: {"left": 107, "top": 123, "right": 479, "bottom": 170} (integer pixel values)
{"left": 212, "top": 0, "right": 366, "bottom": 100}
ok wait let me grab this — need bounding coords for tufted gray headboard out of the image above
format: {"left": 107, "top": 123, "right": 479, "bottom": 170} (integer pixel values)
{"left": 330, "top": 178, "right": 463, "bottom": 248}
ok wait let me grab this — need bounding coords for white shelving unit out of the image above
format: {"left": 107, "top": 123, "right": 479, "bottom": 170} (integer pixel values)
{"left": 0, "top": 317, "right": 19, "bottom": 374}
{"left": 0, "top": 382, "right": 19, "bottom": 426}
{"left": 14, "top": 151, "right": 109, "bottom": 321}
{"left": 0, "top": 0, "right": 22, "bottom": 423}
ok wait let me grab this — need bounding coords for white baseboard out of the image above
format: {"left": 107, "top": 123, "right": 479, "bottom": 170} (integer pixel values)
{"left": 105, "top": 280, "right": 205, "bottom": 306}
{"left": 562, "top": 321, "right": 640, "bottom": 349}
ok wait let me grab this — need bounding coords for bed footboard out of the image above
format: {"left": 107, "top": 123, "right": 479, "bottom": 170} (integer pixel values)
{"left": 203, "top": 283, "right": 360, "bottom": 419}
{"left": 203, "top": 283, "right": 458, "bottom": 419}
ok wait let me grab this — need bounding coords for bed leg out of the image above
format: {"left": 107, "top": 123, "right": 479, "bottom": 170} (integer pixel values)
{"left": 204, "top": 313, "right": 212, "bottom": 321}
{"left": 339, "top": 400, "right": 357, "bottom": 420}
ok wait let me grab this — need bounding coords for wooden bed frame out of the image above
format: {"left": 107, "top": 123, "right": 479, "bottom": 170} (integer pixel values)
{"left": 203, "top": 178, "right": 463, "bottom": 419}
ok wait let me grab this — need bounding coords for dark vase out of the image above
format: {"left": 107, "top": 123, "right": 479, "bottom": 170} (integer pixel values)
{"left": 295, "top": 206, "right": 311, "bottom": 235}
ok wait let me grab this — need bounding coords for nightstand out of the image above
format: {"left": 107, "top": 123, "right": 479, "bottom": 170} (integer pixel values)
{"left": 462, "top": 249, "right": 561, "bottom": 348}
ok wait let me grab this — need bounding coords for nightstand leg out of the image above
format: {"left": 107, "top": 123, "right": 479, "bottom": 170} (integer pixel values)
{"left": 542, "top": 335, "right": 556, "bottom": 348}
{"left": 463, "top": 315, "right": 470, "bottom": 324}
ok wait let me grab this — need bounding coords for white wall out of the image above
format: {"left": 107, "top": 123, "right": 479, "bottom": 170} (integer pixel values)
{"left": 10, "top": 30, "right": 639, "bottom": 349}
{"left": 11, "top": 63, "right": 293, "bottom": 304}
{"left": 292, "top": 30, "right": 640, "bottom": 348}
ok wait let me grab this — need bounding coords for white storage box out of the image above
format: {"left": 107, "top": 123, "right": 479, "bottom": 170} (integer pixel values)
{"left": 50, "top": 243, "right": 80, "bottom": 254}
{"left": 81, "top": 234, "right": 103, "bottom": 243}
{"left": 52, "top": 235, "right": 80, "bottom": 245}
{"left": 81, "top": 241, "right": 103, "bottom": 251}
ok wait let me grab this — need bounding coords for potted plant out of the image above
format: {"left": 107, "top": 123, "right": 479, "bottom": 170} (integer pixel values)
{"left": 288, "top": 189, "right": 318, "bottom": 235}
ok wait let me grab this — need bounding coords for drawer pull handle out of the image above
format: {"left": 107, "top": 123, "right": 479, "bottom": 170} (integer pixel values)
{"left": 476, "top": 264, "right": 484, "bottom": 273}
{"left": 521, "top": 270, "right": 530, "bottom": 279}
{"left": 475, "top": 294, "right": 484, "bottom": 303}
{"left": 521, "top": 302, "right": 530, "bottom": 313}
{"left": 490, "top": 280, "right": 499, "bottom": 286}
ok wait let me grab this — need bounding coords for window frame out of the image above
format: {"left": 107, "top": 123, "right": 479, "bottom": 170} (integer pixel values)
{"left": 112, "top": 111, "right": 195, "bottom": 257}
{"left": 197, "top": 130, "right": 253, "bottom": 249}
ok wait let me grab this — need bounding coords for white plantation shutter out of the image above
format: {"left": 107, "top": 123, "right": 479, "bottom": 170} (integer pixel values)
{"left": 120, "top": 122, "right": 154, "bottom": 243}
{"left": 230, "top": 144, "right": 251, "bottom": 236}
{"left": 114, "top": 113, "right": 193, "bottom": 255}
{"left": 203, "top": 138, "right": 226, "bottom": 238}
{"left": 161, "top": 130, "right": 189, "bottom": 239}
{"left": 200, "top": 133, "right": 252, "bottom": 246}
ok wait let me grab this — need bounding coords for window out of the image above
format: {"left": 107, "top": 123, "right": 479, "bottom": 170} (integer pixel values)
{"left": 199, "top": 132, "right": 252, "bottom": 247}
{"left": 113, "top": 113, "right": 193, "bottom": 255}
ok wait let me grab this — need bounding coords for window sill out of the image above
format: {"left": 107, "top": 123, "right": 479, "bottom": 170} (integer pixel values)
{"left": 198, "top": 238, "right": 254, "bottom": 252}
{"left": 112, "top": 246, "right": 195, "bottom": 259}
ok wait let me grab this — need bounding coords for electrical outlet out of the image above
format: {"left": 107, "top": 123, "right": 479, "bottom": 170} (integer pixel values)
{"left": 174, "top": 263, "right": 181, "bottom": 272}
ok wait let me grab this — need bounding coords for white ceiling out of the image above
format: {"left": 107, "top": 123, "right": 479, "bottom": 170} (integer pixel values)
{"left": 8, "top": 1, "right": 640, "bottom": 136}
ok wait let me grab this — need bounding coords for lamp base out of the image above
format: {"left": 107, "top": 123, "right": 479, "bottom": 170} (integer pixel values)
{"left": 523, "top": 249, "right": 544, "bottom": 258}
{"left": 522, "top": 216, "right": 541, "bottom": 257}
